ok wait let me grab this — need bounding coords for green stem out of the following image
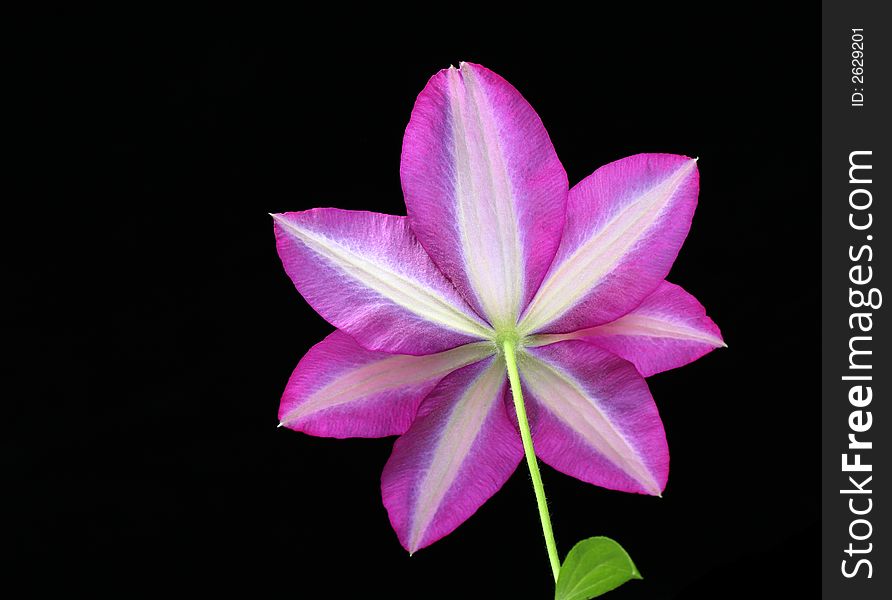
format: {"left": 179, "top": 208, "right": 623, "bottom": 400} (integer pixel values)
{"left": 503, "top": 340, "right": 561, "bottom": 582}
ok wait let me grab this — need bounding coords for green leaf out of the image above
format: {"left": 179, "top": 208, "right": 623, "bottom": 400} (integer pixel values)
{"left": 554, "top": 537, "right": 643, "bottom": 600}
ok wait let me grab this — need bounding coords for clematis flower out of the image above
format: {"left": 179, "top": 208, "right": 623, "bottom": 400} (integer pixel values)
{"left": 273, "top": 62, "right": 723, "bottom": 555}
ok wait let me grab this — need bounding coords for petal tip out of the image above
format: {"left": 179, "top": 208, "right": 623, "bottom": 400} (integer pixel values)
{"left": 646, "top": 481, "right": 665, "bottom": 497}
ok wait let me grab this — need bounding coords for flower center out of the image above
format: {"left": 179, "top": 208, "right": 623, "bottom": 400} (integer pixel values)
{"left": 494, "top": 327, "right": 521, "bottom": 355}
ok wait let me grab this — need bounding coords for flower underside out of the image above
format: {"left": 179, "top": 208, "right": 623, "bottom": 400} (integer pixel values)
{"left": 271, "top": 61, "right": 724, "bottom": 557}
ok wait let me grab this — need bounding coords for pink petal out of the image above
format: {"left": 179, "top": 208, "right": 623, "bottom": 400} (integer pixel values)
{"left": 273, "top": 209, "right": 492, "bottom": 355}
{"left": 528, "top": 282, "right": 724, "bottom": 377}
{"left": 519, "top": 154, "right": 699, "bottom": 335}
{"left": 519, "top": 341, "right": 668, "bottom": 495}
{"left": 401, "top": 62, "right": 568, "bottom": 329}
{"left": 278, "top": 330, "right": 493, "bottom": 438}
{"left": 381, "top": 357, "right": 522, "bottom": 553}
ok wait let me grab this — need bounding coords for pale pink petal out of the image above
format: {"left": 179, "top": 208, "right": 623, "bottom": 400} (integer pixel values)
{"left": 401, "top": 62, "right": 567, "bottom": 329}
{"left": 519, "top": 154, "right": 699, "bottom": 335}
{"left": 273, "top": 209, "right": 492, "bottom": 355}
{"left": 519, "top": 341, "right": 668, "bottom": 495}
{"left": 381, "top": 357, "right": 522, "bottom": 553}
{"left": 528, "top": 282, "right": 724, "bottom": 377}
{"left": 278, "top": 331, "right": 493, "bottom": 438}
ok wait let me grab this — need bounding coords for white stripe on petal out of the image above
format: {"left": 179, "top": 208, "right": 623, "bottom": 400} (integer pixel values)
{"left": 520, "top": 159, "right": 697, "bottom": 334}
{"left": 273, "top": 214, "right": 492, "bottom": 339}
{"left": 519, "top": 351, "right": 662, "bottom": 494}
{"left": 279, "top": 341, "right": 493, "bottom": 427}
{"left": 448, "top": 65, "right": 524, "bottom": 328}
{"left": 528, "top": 315, "right": 724, "bottom": 348}
{"left": 409, "top": 356, "right": 506, "bottom": 550}
{"left": 583, "top": 314, "right": 725, "bottom": 345}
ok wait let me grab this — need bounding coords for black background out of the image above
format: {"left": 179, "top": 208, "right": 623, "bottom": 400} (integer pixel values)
{"left": 11, "top": 6, "right": 819, "bottom": 598}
